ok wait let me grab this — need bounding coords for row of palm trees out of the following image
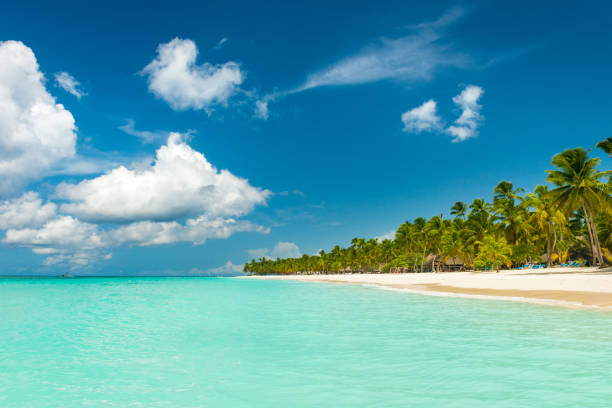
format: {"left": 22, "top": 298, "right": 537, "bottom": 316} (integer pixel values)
{"left": 244, "top": 140, "right": 612, "bottom": 275}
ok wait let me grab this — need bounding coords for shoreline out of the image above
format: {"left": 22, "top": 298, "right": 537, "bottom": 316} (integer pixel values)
{"left": 243, "top": 267, "right": 612, "bottom": 310}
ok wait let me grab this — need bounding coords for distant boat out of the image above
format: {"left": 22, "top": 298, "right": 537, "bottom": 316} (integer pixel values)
{"left": 61, "top": 272, "right": 73, "bottom": 278}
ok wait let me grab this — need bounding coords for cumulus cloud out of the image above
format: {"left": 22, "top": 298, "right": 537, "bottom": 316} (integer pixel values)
{"left": 0, "top": 40, "right": 77, "bottom": 195}
{"left": 3, "top": 215, "right": 108, "bottom": 266}
{"left": 401, "top": 99, "right": 442, "bottom": 133}
{"left": 0, "top": 133, "right": 271, "bottom": 267}
{"left": 54, "top": 71, "right": 86, "bottom": 99}
{"left": 118, "top": 119, "right": 168, "bottom": 144}
{"left": 271, "top": 241, "right": 301, "bottom": 258}
{"left": 142, "top": 38, "right": 244, "bottom": 111}
{"left": 402, "top": 85, "right": 484, "bottom": 142}
{"left": 57, "top": 133, "right": 271, "bottom": 222}
{"left": 0, "top": 192, "right": 57, "bottom": 229}
{"left": 375, "top": 230, "right": 395, "bottom": 242}
{"left": 446, "top": 85, "right": 484, "bottom": 142}
{"left": 2, "top": 211, "right": 269, "bottom": 267}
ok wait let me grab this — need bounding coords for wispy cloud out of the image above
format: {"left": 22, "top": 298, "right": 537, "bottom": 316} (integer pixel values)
{"left": 290, "top": 8, "right": 468, "bottom": 94}
{"left": 277, "top": 190, "right": 305, "bottom": 197}
{"left": 254, "top": 99, "right": 269, "bottom": 120}
{"left": 54, "top": 71, "right": 87, "bottom": 99}
{"left": 212, "top": 37, "right": 229, "bottom": 51}
{"left": 257, "top": 8, "right": 470, "bottom": 118}
{"left": 190, "top": 260, "right": 244, "bottom": 276}
{"left": 405, "top": 6, "right": 467, "bottom": 30}
{"left": 118, "top": 119, "right": 168, "bottom": 144}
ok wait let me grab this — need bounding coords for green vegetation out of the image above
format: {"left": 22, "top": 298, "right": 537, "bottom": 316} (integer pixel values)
{"left": 245, "top": 141, "right": 612, "bottom": 275}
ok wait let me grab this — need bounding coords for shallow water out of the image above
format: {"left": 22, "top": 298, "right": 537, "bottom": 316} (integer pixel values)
{"left": 1, "top": 277, "right": 611, "bottom": 407}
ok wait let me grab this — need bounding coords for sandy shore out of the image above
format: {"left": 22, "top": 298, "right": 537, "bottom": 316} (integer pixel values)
{"left": 244, "top": 267, "right": 612, "bottom": 309}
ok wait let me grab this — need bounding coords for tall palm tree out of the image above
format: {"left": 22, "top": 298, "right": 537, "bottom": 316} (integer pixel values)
{"left": 493, "top": 181, "right": 524, "bottom": 203}
{"left": 493, "top": 181, "right": 526, "bottom": 245}
{"left": 546, "top": 148, "right": 609, "bottom": 266}
{"left": 469, "top": 198, "right": 490, "bottom": 216}
{"left": 412, "top": 217, "right": 428, "bottom": 272}
{"left": 524, "top": 185, "right": 566, "bottom": 267}
{"left": 440, "top": 220, "right": 472, "bottom": 270}
{"left": 425, "top": 215, "right": 446, "bottom": 272}
{"left": 596, "top": 137, "right": 612, "bottom": 158}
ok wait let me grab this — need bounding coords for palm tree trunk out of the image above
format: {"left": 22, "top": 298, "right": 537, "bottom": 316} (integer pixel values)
{"left": 546, "top": 233, "right": 552, "bottom": 268}
{"left": 583, "top": 200, "right": 604, "bottom": 266}
{"left": 551, "top": 221, "right": 558, "bottom": 262}
{"left": 420, "top": 247, "right": 426, "bottom": 273}
{"left": 589, "top": 213, "right": 605, "bottom": 266}
{"left": 582, "top": 204, "right": 597, "bottom": 264}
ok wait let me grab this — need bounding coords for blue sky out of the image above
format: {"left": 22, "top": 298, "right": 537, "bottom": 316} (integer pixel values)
{"left": 0, "top": 0, "right": 610, "bottom": 275}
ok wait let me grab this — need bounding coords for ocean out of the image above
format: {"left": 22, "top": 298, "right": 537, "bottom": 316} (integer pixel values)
{"left": 1, "top": 277, "right": 611, "bottom": 407}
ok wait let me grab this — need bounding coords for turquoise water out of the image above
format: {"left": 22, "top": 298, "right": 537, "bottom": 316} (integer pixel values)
{"left": 1, "top": 278, "right": 612, "bottom": 407}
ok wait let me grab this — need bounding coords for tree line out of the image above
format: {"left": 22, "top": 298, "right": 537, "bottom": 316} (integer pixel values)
{"left": 245, "top": 139, "right": 612, "bottom": 275}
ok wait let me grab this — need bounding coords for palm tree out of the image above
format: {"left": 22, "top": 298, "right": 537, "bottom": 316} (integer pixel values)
{"left": 450, "top": 201, "right": 467, "bottom": 219}
{"left": 412, "top": 217, "right": 428, "bottom": 272}
{"left": 425, "top": 215, "right": 447, "bottom": 272}
{"left": 546, "top": 148, "right": 609, "bottom": 266}
{"left": 475, "top": 235, "right": 512, "bottom": 272}
{"left": 493, "top": 181, "right": 526, "bottom": 245}
{"left": 493, "top": 181, "right": 524, "bottom": 203}
{"left": 524, "top": 185, "right": 566, "bottom": 267}
{"left": 469, "top": 198, "right": 490, "bottom": 216}
{"left": 596, "top": 137, "right": 612, "bottom": 158}
{"left": 440, "top": 220, "right": 472, "bottom": 270}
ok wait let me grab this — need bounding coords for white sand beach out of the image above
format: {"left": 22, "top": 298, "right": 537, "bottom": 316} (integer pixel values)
{"left": 245, "top": 267, "right": 612, "bottom": 309}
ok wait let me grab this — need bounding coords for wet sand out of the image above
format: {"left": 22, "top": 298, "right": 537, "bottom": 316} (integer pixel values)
{"left": 244, "top": 267, "right": 612, "bottom": 309}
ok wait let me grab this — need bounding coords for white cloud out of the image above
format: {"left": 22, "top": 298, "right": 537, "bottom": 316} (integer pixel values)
{"left": 3, "top": 212, "right": 269, "bottom": 267}
{"left": 446, "top": 85, "right": 484, "bottom": 142}
{"left": 54, "top": 71, "right": 86, "bottom": 99}
{"left": 142, "top": 38, "right": 243, "bottom": 111}
{"left": 0, "top": 133, "right": 272, "bottom": 266}
{"left": 401, "top": 99, "right": 442, "bottom": 133}
{"left": 118, "top": 119, "right": 168, "bottom": 144}
{"left": 3, "top": 215, "right": 108, "bottom": 266}
{"left": 270, "top": 242, "right": 301, "bottom": 259}
{"left": 0, "top": 192, "right": 57, "bottom": 229}
{"left": 247, "top": 248, "right": 270, "bottom": 259}
{"left": 190, "top": 260, "right": 244, "bottom": 276}
{"left": 290, "top": 9, "right": 467, "bottom": 93}
{"left": 246, "top": 241, "right": 302, "bottom": 260}
{"left": 212, "top": 37, "right": 229, "bottom": 51}
{"left": 0, "top": 40, "right": 77, "bottom": 195}
{"left": 57, "top": 133, "right": 271, "bottom": 222}
{"left": 277, "top": 189, "right": 305, "bottom": 197}
{"left": 375, "top": 230, "right": 395, "bottom": 242}
{"left": 110, "top": 216, "right": 268, "bottom": 247}
{"left": 254, "top": 99, "right": 269, "bottom": 120}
